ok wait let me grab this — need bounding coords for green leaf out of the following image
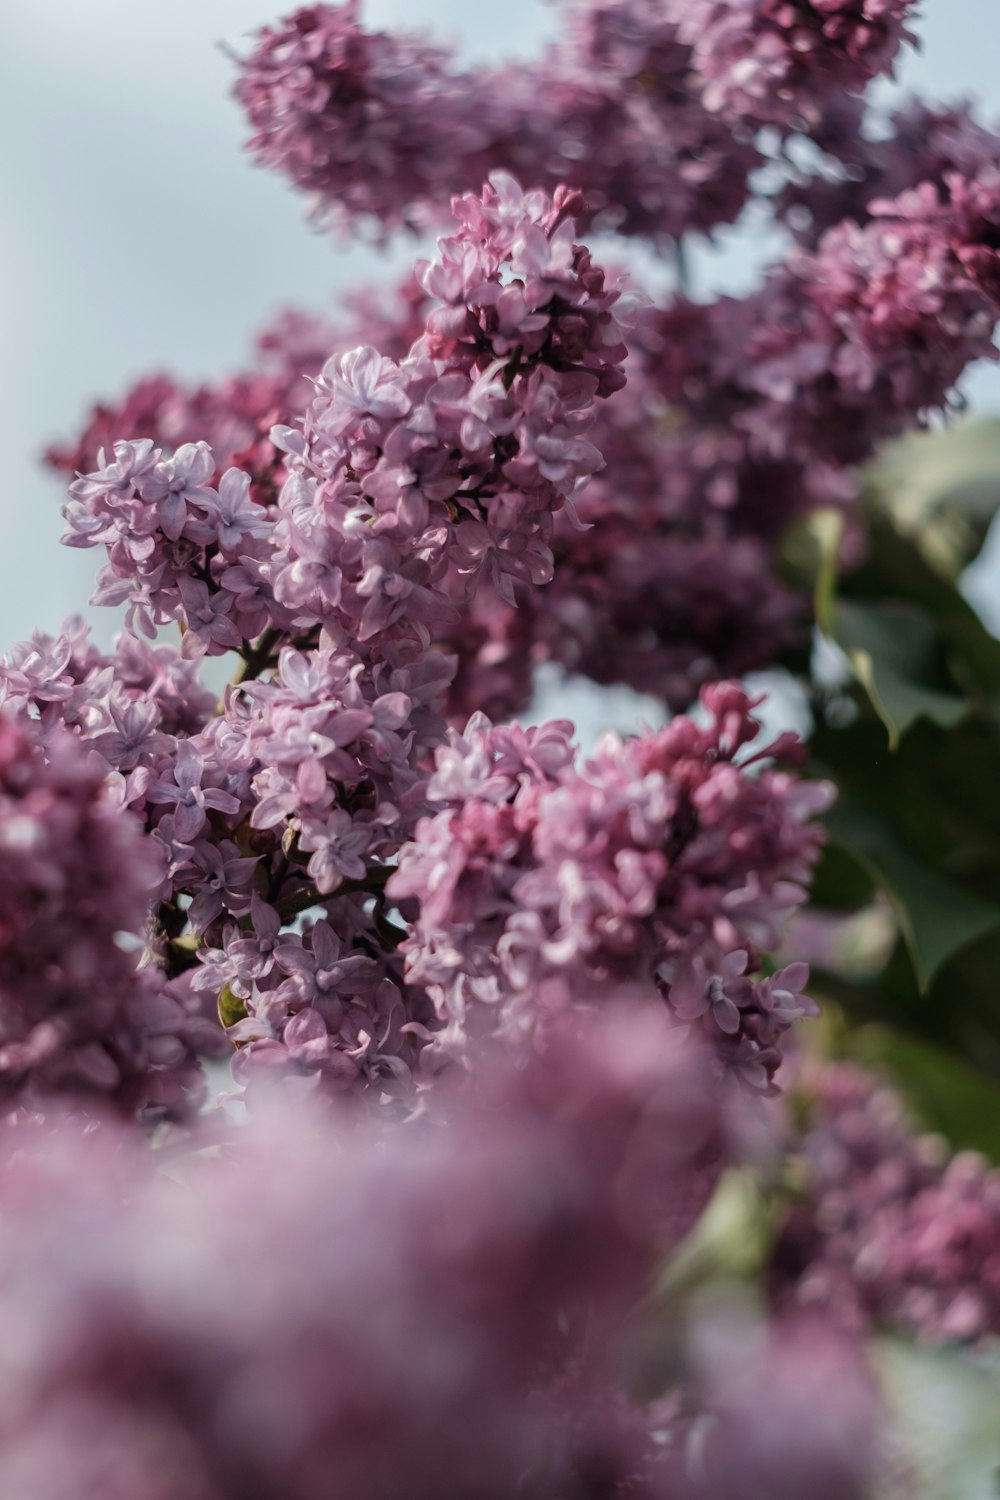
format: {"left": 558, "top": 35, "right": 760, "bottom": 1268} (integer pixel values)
{"left": 832, "top": 599, "right": 968, "bottom": 749}
{"left": 786, "top": 426, "right": 1000, "bottom": 728}
{"left": 848, "top": 1023, "right": 1000, "bottom": 1160}
{"left": 873, "top": 1339, "right": 1000, "bottom": 1500}
{"left": 825, "top": 802, "right": 1000, "bottom": 991}
{"left": 866, "top": 418, "right": 1000, "bottom": 576}
{"left": 847, "top": 514, "right": 1000, "bottom": 703}
{"left": 808, "top": 839, "right": 877, "bottom": 913}
{"left": 795, "top": 426, "right": 1000, "bottom": 1070}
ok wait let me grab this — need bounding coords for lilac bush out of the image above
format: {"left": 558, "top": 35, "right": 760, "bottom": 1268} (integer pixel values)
{"left": 18, "top": 172, "right": 835, "bottom": 1103}
{"left": 4, "top": 0, "right": 1000, "bottom": 1492}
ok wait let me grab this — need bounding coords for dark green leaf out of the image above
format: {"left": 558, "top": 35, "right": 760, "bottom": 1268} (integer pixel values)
{"left": 825, "top": 801, "right": 1000, "bottom": 991}
{"left": 808, "top": 839, "right": 877, "bottom": 913}
{"left": 832, "top": 599, "right": 968, "bottom": 748}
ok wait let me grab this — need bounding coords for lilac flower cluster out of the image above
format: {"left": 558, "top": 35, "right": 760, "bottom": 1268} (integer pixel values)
{"left": 0, "top": 1010, "right": 706, "bottom": 1499}
{"left": 0, "top": 618, "right": 217, "bottom": 767}
{"left": 234, "top": 0, "right": 760, "bottom": 243}
{"left": 0, "top": 1007, "right": 882, "bottom": 1500}
{"left": 0, "top": 622, "right": 434, "bottom": 1096}
{"left": 63, "top": 175, "right": 629, "bottom": 658}
{"left": 672, "top": 0, "right": 918, "bottom": 130}
{"left": 184, "top": 643, "right": 444, "bottom": 1096}
{"left": 272, "top": 173, "right": 629, "bottom": 624}
{"left": 657, "top": 170, "right": 1000, "bottom": 477}
{"left": 0, "top": 709, "right": 208, "bottom": 1118}
{"left": 234, "top": 0, "right": 474, "bottom": 239}
{"left": 392, "top": 685, "right": 830, "bottom": 1092}
{"left": 772, "top": 1065, "right": 1000, "bottom": 1344}
{"left": 62, "top": 439, "right": 278, "bottom": 650}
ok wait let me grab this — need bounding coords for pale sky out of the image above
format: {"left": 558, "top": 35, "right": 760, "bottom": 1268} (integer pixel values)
{"left": 3, "top": 0, "right": 1000, "bottom": 656}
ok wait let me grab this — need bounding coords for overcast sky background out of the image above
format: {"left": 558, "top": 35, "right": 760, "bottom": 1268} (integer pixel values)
{"left": 3, "top": 0, "right": 1000, "bottom": 669}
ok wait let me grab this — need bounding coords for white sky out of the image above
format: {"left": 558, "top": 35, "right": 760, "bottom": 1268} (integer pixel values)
{"left": 3, "top": 0, "right": 1000, "bottom": 654}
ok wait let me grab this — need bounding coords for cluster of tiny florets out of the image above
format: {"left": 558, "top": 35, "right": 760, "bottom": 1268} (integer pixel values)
{"left": 673, "top": 0, "right": 918, "bottom": 129}
{"left": 392, "top": 684, "right": 830, "bottom": 1091}
{"left": 772, "top": 1065, "right": 1000, "bottom": 1344}
{"left": 234, "top": 0, "right": 760, "bottom": 243}
{"left": 0, "top": 711, "right": 209, "bottom": 1117}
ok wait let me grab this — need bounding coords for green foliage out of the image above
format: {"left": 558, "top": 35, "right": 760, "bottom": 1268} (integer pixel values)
{"left": 823, "top": 793, "right": 1000, "bottom": 992}
{"left": 784, "top": 421, "right": 1000, "bottom": 1105}
{"left": 809, "top": 1002, "right": 1000, "bottom": 1158}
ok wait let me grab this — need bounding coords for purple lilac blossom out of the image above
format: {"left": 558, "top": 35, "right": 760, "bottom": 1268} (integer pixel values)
{"left": 391, "top": 684, "right": 831, "bottom": 1092}
{"left": 0, "top": 1006, "right": 729, "bottom": 1500}
{"left": 672, "top": 0, "right": 918, "bottom": 131}
{"left": 62, "top": 174, "right": 630, "bottom": 653}
{"left": 770, "top": 1063, "right": 1000, "bottom": 1344}
{"left": 185, "top": 641, "right": 441, "bottom": 1097}
{"left": 655, "top": 170, "right": 1000, "bottom": 474}
{"left": 233, "top": 0, "right": 759, "bottom": 245}
{"left": 0, "top": 711, "right": 208, "bottom": 1118}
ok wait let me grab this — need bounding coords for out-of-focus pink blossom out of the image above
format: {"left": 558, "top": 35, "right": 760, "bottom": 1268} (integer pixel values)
{"left": 0, "top": 1007, "right": 725, "bottom": 1500}
{"left": 0, "top": 712, "right": 206, "bottom": 1118}
{"left": 772, "top": 1064, "right": 1000, "bottom": 1344}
